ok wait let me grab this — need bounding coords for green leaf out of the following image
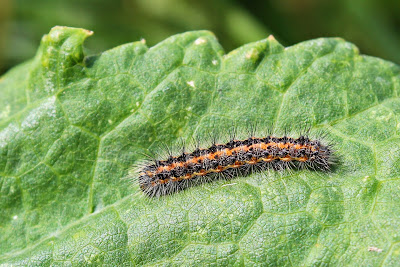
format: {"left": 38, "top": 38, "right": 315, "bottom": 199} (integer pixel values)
{"left": 1, "top": 26, "right": 400, "bottom": 265}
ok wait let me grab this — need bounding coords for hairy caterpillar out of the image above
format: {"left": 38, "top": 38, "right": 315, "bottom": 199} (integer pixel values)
{"left": 136, "top": 133, "right": 334, "bottom": 197}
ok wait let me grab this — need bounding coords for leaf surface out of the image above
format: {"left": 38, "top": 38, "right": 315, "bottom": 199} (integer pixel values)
{"left": 1, "top": 26, "right": 400, "bottom": 266}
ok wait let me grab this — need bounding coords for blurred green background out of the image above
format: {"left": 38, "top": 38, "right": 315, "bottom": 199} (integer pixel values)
{"left": 0, "top": 0, "right": 399, "bottom": 75}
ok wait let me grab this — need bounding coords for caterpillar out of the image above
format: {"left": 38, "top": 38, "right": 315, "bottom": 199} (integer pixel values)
{"left": 137, "top": 134, "right": 333, "bottom": 197}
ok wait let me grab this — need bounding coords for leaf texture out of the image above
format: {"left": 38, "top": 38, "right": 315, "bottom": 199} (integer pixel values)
{"left": 1, "top": 26, "right": 400, "bottom": 266}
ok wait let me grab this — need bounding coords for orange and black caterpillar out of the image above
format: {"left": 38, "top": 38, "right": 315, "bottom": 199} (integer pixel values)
{"left": 138, "top": 135, "right": 333, "bottom": 197}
